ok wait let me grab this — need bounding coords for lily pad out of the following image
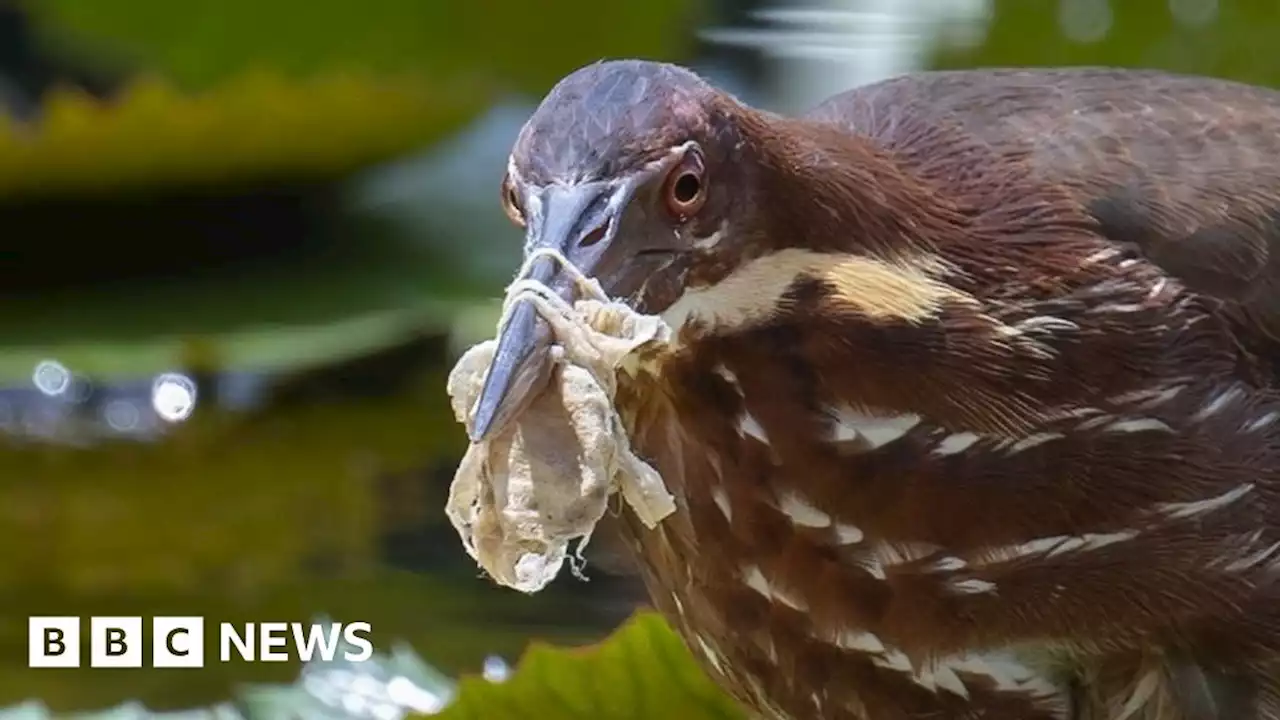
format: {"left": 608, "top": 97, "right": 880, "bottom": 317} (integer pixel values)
{"left": 435, "top": 611, "right": 746, "bottom": 719}
{"left": 0, "top": 67, "right": 485, "bottom": 383}
{"left": 0, "top": 72, "right": 479, "bottom": 198}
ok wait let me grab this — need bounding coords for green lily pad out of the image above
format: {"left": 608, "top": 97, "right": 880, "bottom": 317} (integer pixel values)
{"left": 434, "top": 611, "right": 746, "bottom": 720}
{"left": 0, "top": 72, "right": 479, "bottom": 198}
{"left": 0, "top": 68, "right": 487, "bottom": 382}
{"left": 31, "top": 0, "right": 699, "bottom": 92}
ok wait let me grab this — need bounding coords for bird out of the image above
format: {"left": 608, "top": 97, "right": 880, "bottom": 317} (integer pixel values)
{"left": 467, "top": 59, "right": 1280, "bottom": 720}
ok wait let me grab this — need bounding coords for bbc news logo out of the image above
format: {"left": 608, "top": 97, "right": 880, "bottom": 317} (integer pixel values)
{"left": 28, "top": 616, "right": 373, "bottom": 668}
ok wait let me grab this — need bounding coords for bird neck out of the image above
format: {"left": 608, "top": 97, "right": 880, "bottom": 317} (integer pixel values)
{"left": 733, "top": 107, "right": 969, "bottom": 259}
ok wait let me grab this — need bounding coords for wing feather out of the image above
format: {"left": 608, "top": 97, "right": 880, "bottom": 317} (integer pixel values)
{"left": 803, "top": 67, "right": 1280, "bottom": 344}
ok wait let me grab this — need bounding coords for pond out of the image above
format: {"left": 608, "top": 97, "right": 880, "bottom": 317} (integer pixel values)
{"left": 0, "top": 182, "right": 648, "bottom": 715}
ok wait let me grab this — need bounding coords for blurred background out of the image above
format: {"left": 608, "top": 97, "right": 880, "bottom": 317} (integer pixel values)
{"left": 0, "top": 0, "right": 1274, "bottom": 717}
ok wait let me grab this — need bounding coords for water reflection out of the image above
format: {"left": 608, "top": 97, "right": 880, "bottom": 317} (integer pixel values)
{"left": 698, "top": 0, "right": 994, "bottom": 111}
{"left": 301, "top": 657, "right": 450, "bottom": 718}
{"left": 2, "top": 361, "right": 252, "bottom": 445}
{"left": 151, "top": 373, "right": 198, "bottom": 424}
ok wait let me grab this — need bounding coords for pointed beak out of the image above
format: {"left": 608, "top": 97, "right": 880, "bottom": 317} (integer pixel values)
{"left": 468, "top": 179, "right": 640, "bottom": 442}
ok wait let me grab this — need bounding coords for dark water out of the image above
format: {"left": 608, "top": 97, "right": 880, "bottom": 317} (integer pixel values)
{"left": 0, "top": 314, "right": 645, "bottom": 714}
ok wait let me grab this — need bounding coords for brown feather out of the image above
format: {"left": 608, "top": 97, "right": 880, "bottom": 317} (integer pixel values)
{"left": 637, "top": 69, "right": 1280, "bottom": 719}
{"left": 507, "top": 62, "right": 1280, "bottom": 720}
{"left": 806, "top": 67, "right": 1280, "bottom": 352}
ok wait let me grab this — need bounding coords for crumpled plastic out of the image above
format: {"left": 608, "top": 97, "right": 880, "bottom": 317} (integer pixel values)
{"left": 445, "top": 249, "right": 678, "bottom": 594}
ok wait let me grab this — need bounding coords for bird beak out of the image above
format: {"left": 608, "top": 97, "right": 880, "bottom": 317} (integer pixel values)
{"left": 467, "top": 179, "right": 643, "bottom": 442}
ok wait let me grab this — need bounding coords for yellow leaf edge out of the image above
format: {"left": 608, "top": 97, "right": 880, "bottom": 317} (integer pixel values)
{"left": 0, "top": 69, "right": 486, "bottom": 198}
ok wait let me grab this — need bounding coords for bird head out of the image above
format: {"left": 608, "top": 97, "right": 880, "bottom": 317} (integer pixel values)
{"left": 468, "top": 59, "right": 1190, "bottom": 445}
{"left": 469, "top": 59, "right": 776, "bottom": 440}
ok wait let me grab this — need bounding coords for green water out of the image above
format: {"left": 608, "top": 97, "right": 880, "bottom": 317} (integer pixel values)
{"left": 0, "top": 334, "right": 643, "bottom": 713}
{"left": 0, "top": 182, "right": 646, "bottom": 713}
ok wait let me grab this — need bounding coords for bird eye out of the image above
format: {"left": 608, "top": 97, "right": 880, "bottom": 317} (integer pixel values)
{"left": 501, "top": 176, "right": 525, "bottom": 228}
{"left": 673, "top": 174, "right": 701, "bottom": 203}
{"left": 662, "top": 153, "right": 707, "bottom": 220}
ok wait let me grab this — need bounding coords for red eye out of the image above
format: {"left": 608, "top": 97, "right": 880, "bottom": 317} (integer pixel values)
{"left": 501, "top": 174, "right": 525, "bottom": 228}
{"left": 662, "top": 152, "right": 706, "bottom": 219}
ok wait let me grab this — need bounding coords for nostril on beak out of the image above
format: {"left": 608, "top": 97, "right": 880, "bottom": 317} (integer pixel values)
{"left": 579, "top": 222, "right": 609, "bottom": 248}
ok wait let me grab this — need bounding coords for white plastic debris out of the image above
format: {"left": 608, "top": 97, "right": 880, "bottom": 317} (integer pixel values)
{"left": 445, "top": 248, "right": 678, "bottom": 594}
